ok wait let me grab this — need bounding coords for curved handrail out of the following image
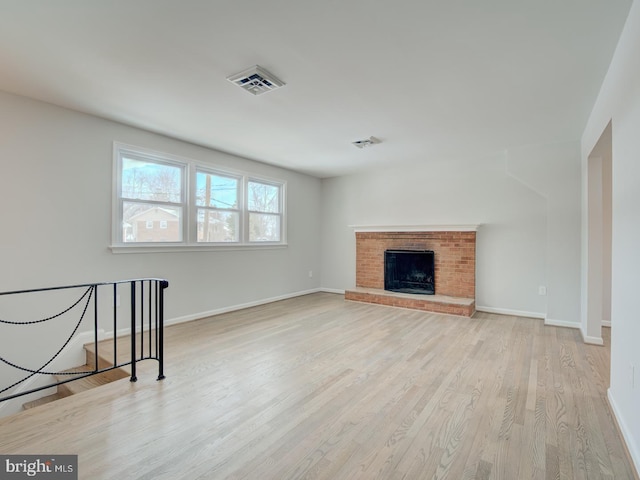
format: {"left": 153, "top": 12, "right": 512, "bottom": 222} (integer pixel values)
{"left": 0, "top": 278, "right": 168, "bottom": 404}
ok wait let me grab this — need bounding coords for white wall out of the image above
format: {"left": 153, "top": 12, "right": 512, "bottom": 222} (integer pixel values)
{"left": 506, "top": 142, "right": 582, "bottom": 327}
{"left": 0, "top": 91, "right": 322, "bottom": 408}
{"left": 320, "top": 143, "right": 581, "bottom": 322}
{"left": 582, "top": 0, "right": 640, "bottom": 473}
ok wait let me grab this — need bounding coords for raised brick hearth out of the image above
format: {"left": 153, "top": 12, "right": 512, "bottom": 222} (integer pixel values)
{"left": 345, "top": 229, "right": 477, "bottom": 316}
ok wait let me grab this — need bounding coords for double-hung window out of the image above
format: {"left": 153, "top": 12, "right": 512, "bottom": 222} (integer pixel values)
{"left": 117, "top": 150, "right": 185, "bottom": 244}
{"left": 248, "top": 180, "right": 283, "bottom": 242}
{"left": 113, "top": 143, "right": 286, "bottom": 249}
{"left": 195, "top": 169, "right": 240, "bottom": 243}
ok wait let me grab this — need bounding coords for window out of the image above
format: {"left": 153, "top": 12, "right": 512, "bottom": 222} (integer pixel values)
{"left": 118, "top": 153, "right": 185, "bottom": 243}
{"left": 195, "top": 170, "right": 240, "bottom": 243}
{"left": 113, "top": 143, "right": 286, "bottom": 250}
{"left": 248, "top": 180, "right": 282, "bottom": 242}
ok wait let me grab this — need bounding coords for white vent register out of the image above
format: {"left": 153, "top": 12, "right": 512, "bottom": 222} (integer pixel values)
{"left": 227, "top": 65, "right": 285, "bottom": 95}
{"left": 352, "top": 136, "right": 381, "bottom": 149}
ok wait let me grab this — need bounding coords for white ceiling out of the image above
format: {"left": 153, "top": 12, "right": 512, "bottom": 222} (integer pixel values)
{"left": 0, "top": 0, "right": 632, "bottom": 178}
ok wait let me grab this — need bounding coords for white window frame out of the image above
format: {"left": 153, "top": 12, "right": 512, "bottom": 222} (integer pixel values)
{"left": 247, "top": 178, "right": 285, "bottom": 243}
{"left": 114, "top": 144, "right": 187, "bottom": 245}
{"left": 194, "top": 167, "right": 243, "bottom": 244}
{"left": 111, "top": 142, "right": 287, "bottom": 253}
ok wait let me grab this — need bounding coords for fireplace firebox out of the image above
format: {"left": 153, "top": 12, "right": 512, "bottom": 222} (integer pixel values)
{"left": 384, "top": 249, "right": 435, "bottom": 295}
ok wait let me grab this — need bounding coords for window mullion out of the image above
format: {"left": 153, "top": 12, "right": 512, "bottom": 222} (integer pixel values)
{"left": 189, "top": 163, "right": 196, "bottom": 243}
{"left": 241, "top": 177, "right": 247, "bottom": 243}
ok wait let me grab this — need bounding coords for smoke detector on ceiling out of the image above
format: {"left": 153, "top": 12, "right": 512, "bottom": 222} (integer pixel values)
{"left": 227, "top": 65, "right": 285, "bottom": 95}
{"left": 352, "top": 136, "right": 381, "bottom": 149}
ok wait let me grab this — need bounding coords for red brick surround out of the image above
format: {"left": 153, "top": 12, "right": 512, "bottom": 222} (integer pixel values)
{"left": 345, "top": 230, "right": 476, "bottom": 316}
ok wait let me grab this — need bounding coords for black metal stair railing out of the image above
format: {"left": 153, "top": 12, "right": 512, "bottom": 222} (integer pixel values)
{"left": 0, "top": 278, "right": 168, "bottom": 404}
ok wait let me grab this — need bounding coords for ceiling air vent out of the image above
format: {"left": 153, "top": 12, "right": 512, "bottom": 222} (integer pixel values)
{"left": 227, "top": 65, "right": 285, "bottom": 95}
{"left": 352, "top": 136, "right": 381, "bottom": 149}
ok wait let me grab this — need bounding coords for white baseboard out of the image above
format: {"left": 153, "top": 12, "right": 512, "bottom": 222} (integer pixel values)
{"left": 602, "top": 320, "right": 612, "bottom": 328}
{"left": 579, "top": 326, "right": 604, "bottom": 345}
{"left": 544, "top": 318, "right": 581, "bottom": 330}
{"left": 99, "top": 288, "right": 329, "bottom": 340}
{"left": 475, "top": 308, "right": 591, "bottom": 337}
{"left": 475, "top": 306, "right": 545, "bottom": 319}
{"left": 164, "top": 288, "right": 324, "bottom": 328}
{"left": 0, "top": 330, "right": 102, "bottom": 418}
{"left": 607, "top": 389, "right": 640, "bottom": 478}
{"left": 319, "top": 288, "right": 346, "bottom": 294}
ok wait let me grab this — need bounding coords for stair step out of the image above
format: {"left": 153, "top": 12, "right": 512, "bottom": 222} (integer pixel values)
{"left": 19, "top": 337, "right": 137, "bottom": 411}
{"left": 84, "top": 334, "right": 146, "bottom": 369}
{"left": 84, "top": 344, "right": 119, "bottom": 370}
{"left": 55, "top": 366, "right": 129, "bottom": 397}
{"left": 84, "top": 335, "right": 158, "bottom": 377}
{"left": 22, "top": 393, "right": 64, "bottom": 410}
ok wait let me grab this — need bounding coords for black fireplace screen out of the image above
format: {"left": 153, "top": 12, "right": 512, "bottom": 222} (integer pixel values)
{"left": 384, "top": 249, "right": 435, "bottom": 295}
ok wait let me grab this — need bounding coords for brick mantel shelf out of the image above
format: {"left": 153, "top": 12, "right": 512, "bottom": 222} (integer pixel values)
{"left": 345, "top": 226, "right": 478, "bottom": 317}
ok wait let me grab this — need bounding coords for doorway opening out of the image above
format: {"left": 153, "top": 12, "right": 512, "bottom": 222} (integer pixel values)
{"left": 587, "top": 121, "right": 612, "bottom": 346}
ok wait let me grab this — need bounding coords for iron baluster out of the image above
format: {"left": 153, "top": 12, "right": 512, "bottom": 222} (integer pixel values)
{"left": 130, "top": 281, "right": 137, "bottom": 382}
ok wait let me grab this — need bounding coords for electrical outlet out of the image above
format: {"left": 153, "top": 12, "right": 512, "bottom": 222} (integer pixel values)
{"left": 308, "top": 270, "right": 313, "bottom": 278}
{"left": 538, "top": 286, "right": 547, "bottom": 296}
{"left": 630, "top": 363, "right": 635, "bottom": 389}
{"left": 116, "top": 294, "right": 121, "bottom": 308}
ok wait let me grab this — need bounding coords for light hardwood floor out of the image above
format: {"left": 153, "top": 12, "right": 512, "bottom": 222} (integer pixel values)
{"left": 0, "top": 293, "right": 636, "bottom": 479}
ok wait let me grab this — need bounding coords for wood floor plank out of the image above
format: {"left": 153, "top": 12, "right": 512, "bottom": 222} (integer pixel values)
{"left": 0, "top": 293, "right": 637, "bottom": 479}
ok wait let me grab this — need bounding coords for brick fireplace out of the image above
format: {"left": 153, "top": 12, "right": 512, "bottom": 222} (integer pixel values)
{"left": 345, "top": 226, "right": 478, "bottom": 316}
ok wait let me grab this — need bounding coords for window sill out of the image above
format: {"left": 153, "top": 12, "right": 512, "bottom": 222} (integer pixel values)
{"left": 110, "top": 243, "right": 288, "bottom": 254}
